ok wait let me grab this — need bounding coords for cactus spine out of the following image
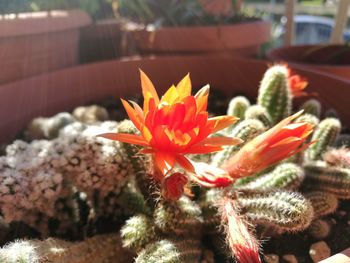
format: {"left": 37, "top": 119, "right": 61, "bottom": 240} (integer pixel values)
{"left": 300, "top": 99, "right": 322, "bottom": 118}
{"left": 227, "top": 96, "right": 250, "bottom": 120}
{"left": 304, "top": 191, "right": 338, "bottom": 218}
{"left": 237, "top": 191, "right": 314, "bottom": 232}
{"left": 244, "top": 104, "right": 272, "bottom": 128}
{"left": 236, "top": 163, "right": 305, "bottom": 191}
{"left": 305, "top": 118, "right": 341, "bottom": 161}
{"left": 257, "top": 65, "right": 292, "bottom": 124}
{"left": 0, "top": 234, "right": 134, "bottom": 263}
{"left": 304, "top": 162, "right": 350, "bottom": 199}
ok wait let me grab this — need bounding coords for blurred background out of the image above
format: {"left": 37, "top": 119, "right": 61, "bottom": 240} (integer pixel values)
{"left": 0, "top": 0, "right": 347, "bottom": 79}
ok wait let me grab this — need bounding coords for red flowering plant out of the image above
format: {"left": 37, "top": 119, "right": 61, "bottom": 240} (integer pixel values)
{"left": 99, "top": 70, "right": 314, "bottom": 201}
{"left": 99, "top": 70, "right": 242, "bottom": 200}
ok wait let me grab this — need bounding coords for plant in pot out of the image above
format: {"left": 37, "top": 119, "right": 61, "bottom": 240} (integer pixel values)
{"left": 268, "top": 43, "right": 350, "bottom": 81}
{"left": 0, "top": 62, "right": 350, "bottom": 262}
{"left": 116, "top": 0, "right": 271, "bottom": 56}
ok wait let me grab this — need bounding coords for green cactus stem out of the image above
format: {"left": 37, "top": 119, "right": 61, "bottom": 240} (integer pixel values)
{"left": 238, "top": 190, "right": 314, "bottom": 232}
{"left": 135, "top": 240, "right": 181, "bottom": 263}
{"left": 300, "top": 99, "right": 322, "bottom": 118}
{"left": 227, "top": 96, "right": 250, "bottom": 120}
{"left": 305, "top": 118, "right": 341, "bottom": 161}
{"left": 0, "top": 234, "right": 134, "bottom": 263}
{"left": 257, "top": 65, "right": 292, "bottom": 124}
{"left": 154, "top": 196, "right": 203, "bottom": 237}
{"left": 121, "top": 214, "right": 156, "bottom": 251}
{"left": 236, "top": 163, "right": 304, "bottom": 191}
{"left": 304, "top": 191, "right": 338, "bottom": 218}
{"left": 244, "top": 104, "right": 273, "bottom": 128}
{"left": 295, "top": 113, "right": 320, "bottom": 127}
{"left": 303, "top": 162, "right": 350, "bottom": 199}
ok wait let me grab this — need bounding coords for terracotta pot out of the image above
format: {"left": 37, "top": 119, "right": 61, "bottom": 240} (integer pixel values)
{"left": 268, "top": 44, "right": 350, "bottom": 81}
{"left": 0, "top": 10, "right": 91, "bottom": 84}
{"left": 80, "top": 19, "right": 123, "bottom": 64}
{"left": 130, "top": 20, "right": 271, "bottom": 56}
{"left": 1, "top": 55, "right": 350, "bottom": 144}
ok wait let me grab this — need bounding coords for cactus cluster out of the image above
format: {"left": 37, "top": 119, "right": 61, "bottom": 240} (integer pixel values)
{"left": 1, "top": 65, "right": 350, "bottom": 263}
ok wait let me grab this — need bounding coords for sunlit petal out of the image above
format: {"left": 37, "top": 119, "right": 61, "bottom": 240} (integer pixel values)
{"left": 176, "top": 155, "right": 195, "bottom": 173}
{"left": 161, "top": 85, "right": 179, "bottom": 104}
{"left": 98, "top": 133, "right": 149, "bottom": 146}
{"left": 154, "top": 152, "right": 176, "bottom": 176}
{"left": 208, "top": 115, "right": 239, "bottom": 133}
{"left": 176, "top": 73, "right": 192, "bottom": 97}
{"left": 121, "top": 99, "right": 143, "bottom": 131}
{"left": 198, "top": 136, "right": 243, "bottom": 146}
{"left": 140, "top": 69, "right": 159, "bottom": 106}
{"left": 195, "top": 84, "right": 210, "bottom": 112}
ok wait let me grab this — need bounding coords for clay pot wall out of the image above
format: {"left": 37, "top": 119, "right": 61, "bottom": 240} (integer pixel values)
{"left": 0, "top": 10, "right": 92, "bottom": 84}
{"left": 268, "top": 45, "right": 350, "bottom": 81}
{"left": 130, "top": 20, "right": 271, "bottom": 57}
{"left": 1, "top": 56, "right": 350, "bottom": 143}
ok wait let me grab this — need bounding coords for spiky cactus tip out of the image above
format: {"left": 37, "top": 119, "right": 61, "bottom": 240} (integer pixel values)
{"left": 257, "top": 65, "right": 291, "bottom": 124}
{"left": 304, "top": 191, "right": 338, "bottom": 218}
{"left": 238, "top": 191, "right": 314, "bottom": 233}
{"left": 300, "top": 99, "right": 322, "bottom": 118}
{"left": 227, "top": 96, "right": 251, "bottom": 120}
{"left": 244, "top": 104, "right": 272, "bottom": 128}
{"left": 308, "top": 219, "right": 332, "bottom": 240}
{"left": 236, "top": 163, "right": 305, "bottom": 191}
{"left": 305, "top": 118, "right": 341, "bottom": 161}
{"left": 304, "top": 162, "right": 350, "bottom": 199}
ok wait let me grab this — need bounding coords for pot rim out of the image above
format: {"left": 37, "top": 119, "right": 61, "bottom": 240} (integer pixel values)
{"left": 0, "top": 9, "right": 92, "bottom": 38}
{"left": 268, "top": 44, "right": 350, "bottom": 68}
{"left": 131, "top": 19, "right": 269, "bottom": 33}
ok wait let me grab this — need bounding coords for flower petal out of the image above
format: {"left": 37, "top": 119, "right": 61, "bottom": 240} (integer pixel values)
{"left": 190, "top": 161, "right": 233, "bottom": 187}
{"left": 161, "top": 85, "right": 179, "bottom": 104}
{"left": 154, "top": 152, "right": 176, "bottom": 175}
{"left": 176, "top": 73, "right": 192, "bottom": 97}
{"left": 198, "top": 136, "right": 243, "bottom": 146}
{"left": 195, "top": 84, "right": 210, "bottom": 112}
{"left": 185, "top": 145, "right": 223, "bottom": 154}
{"left": 176, "top": 155, "right": 195, "bottom": 173}
{"left": 140, "top": 69, "right": 159, "bottom": 106}
{"left": 121, "top": 99, "right": 143, "bottom": 131}
{"left": 97, "top": 133, "right": 149, "bottom": 146}
{"left": 208, "top": 115, "right": 239, "bottom": 133}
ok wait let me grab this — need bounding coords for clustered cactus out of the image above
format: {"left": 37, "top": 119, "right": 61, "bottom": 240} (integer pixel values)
{"left": 1, "top": 65, "right": 350, "bottom": 262}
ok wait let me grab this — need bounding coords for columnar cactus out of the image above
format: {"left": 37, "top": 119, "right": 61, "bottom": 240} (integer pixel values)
{"left": 244, "top": 104, "right": 273, "bottom": 128}
{"left": 227, "top": 96, "right": 250, "bottom": 120}
{"left": 0, "top": 234, "right": 134, "bottom": 263}
{"left": 236, "top": 163, "right": 305, "bottom": 191}
{"left": 300, "top": 99, "right": 322, "bottom": 118}
{"left": 257, "top": 65, "right": 292, "bottom": 124}
{"left": 304, "top": 191, "right": 338, "bottom": 218}
{"left": 237, "top": 191, "right": 314, "bottom": 232}
{"left": 303, "top": 162, "right": 350, "bottom": 199}
{"left": 305, "top": 118, "right": 341, "bottom": 161}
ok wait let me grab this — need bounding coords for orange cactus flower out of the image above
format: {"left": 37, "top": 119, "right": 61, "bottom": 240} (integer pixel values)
{"left": 224, "top": 111, "right": 314, "bottom": 178}
{"left": 98, "top": 70, "right": 242, "bottom": 195}
{"left": 286, "top": 66, "right": 308, "bottom": 97}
